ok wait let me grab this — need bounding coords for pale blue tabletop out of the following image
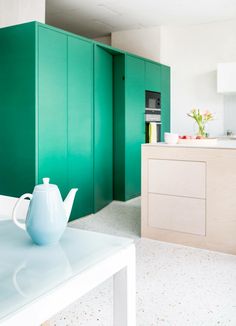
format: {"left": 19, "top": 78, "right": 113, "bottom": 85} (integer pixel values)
{"left": 0, "top": 220, "right": 133, "bottom": 321}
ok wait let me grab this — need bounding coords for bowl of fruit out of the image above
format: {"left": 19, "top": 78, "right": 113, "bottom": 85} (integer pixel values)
{"left": 178, "top": 135, "right": 217, "bottom": 145}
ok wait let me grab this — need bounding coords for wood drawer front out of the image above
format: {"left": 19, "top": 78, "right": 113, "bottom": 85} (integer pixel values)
{"left": 148, "top": 159, "right": 206, "bottom": 199}
{"left": 148, "top": 193, "right": 206, "bottom": 236}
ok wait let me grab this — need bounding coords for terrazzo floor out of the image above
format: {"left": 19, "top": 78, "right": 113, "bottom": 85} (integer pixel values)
{"left": 50, "top": 198, "right": 236, "bottom": 326}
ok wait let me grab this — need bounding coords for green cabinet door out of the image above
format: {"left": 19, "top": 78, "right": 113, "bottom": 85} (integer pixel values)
{"left": 94, "top": 46, "right": 113, "bottom": 212}
{"left": 38, "top": 27, "right": 68, "bottom": 197}
{"left": 145, "top": 61, "right": 161, "bottom": 92}
{"left": 68, "top": 36, "right": 93, "bottom": 219}
{"left": 161, "top": 65, "right": 171, "bottom": 140}
{"left": 0, "top": 23, "right": 36, "bottom": 196}
{"left": 125, "top": 55, "right": 145, "bottom": 199}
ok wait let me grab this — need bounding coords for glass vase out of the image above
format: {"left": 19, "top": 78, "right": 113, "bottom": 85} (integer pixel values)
{"left": 195, "top": 122, "right": 206, "bottom": 138}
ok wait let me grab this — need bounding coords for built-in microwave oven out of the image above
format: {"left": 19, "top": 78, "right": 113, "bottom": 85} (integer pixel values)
{"left": 145, "top": 91, "right": 161, "bottom": 111}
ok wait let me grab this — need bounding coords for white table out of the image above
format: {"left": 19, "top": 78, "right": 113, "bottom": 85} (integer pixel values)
{"left": 0, "top": 221, "right": 136, "bottom": 326}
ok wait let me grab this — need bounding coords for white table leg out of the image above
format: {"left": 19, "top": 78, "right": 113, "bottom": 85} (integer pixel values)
{"left": 113, "top": 245, "right": 136, "bottom": 326}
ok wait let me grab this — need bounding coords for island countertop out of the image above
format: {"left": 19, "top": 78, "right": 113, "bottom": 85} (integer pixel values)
{"left": 142, "top": 139, "right": 236, "bottom": 150}
{"left": 141, "top": 141, "right": 236, "bottom": 255}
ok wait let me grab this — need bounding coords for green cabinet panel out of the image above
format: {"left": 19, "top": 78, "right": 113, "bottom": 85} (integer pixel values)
{"left": 145, "top": 61, "right": 161, "bottom": 92}
{"left": 94, "top": 46, "right": 113, "bottom": 212}
{"left": 113, "top": 54, "right": 125, "bottom": 200}
{"left": 0, "top": 22, "right": 170, "bottom": 220}
{"left": 161, "top": 65, "right": 171, "bottom": 140}
{"left": 125, "top": 55, "right": 145, "bottom": 199}
{"left": 0, "top": 23, "right": 36, "bottom": 196}
{"left": 68, "top": 36, "right": 93, "bottom": 219}
{"left": 38, "top": 27, "right": 68, "bottom": 198}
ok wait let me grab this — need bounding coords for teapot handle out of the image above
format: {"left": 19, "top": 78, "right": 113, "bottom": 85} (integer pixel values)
{"left": 12, "top": 193, "right": 32, "bottom": 231}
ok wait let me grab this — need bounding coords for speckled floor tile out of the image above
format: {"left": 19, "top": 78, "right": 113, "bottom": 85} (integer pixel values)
{"left": 49, "top": 198, "right": 236, "bottom": 326}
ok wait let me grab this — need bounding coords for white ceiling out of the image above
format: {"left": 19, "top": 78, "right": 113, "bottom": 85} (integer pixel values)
{"left": 46, "top": 0, "right": 236, "bottom": 38}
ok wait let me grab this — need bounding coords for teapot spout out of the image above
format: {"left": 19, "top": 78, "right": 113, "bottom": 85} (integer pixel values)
{"left": 64, "top": 188, "right": 78, "bottom": 221}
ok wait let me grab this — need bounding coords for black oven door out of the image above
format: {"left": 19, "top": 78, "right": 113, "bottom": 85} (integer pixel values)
{"left": 145, "top": 91, "right": 161, "bottom": 110}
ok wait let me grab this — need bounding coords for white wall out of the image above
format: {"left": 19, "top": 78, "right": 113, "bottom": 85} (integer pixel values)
{"left": 112, "top": 27, "right": 161, "bottom": 62}
{"left": 111, "top": 20, "right": 236, "bottom": 136}
{"left": 94, "top": 35, "right": 111, "bottom": 46}
{"left": 0, "top": 0, "right": 45, "bottom": 28}
{"left": 161, "top": 21, "right": 236, "bottom": 136}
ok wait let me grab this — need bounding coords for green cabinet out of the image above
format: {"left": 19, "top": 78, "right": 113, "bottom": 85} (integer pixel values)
{"left": 113, "top": 55, "right": 170, "bottom": 200}
{"left": 94, "top": 46, "right": 113, "bottom": 212}
{"left": 0, "top": 21, "right": 170, "bottom": 219}
{"left": 0, "top": 23, "right": 36, "bottom": 197}
{"left": 0, "top": 22, "right": 94, "bottom": 220}
{"left": 161, "top": 65, "right": 171, "bottom": 140}
{"left": 68, "top": 36, "right": 94, "bottom": 218}
{"left": 145, "top": 61, "right": 161, "bottom": 92}
{"left": 38, "top": 27, "right": 68, "bottom": 198}
{"left": 145, "top": 60, "right": 170, "bottom": 141}
{"left": 38, "top": 26, "right": 94, "bottom": 219}
{"left": 113, "top": 54, "right": 145, "bottom": 201}
{"left": 125, "top": 55, "right": 145, "bottom": 199}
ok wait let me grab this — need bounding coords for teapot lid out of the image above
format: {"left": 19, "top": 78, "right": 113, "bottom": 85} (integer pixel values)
{"left": 34, "top": 178, "right": 58, "bottom": 192}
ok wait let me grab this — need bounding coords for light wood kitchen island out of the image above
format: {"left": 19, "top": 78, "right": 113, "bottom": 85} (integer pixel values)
{"left": 141, "top": 142, "right": 236, "bottom": 254}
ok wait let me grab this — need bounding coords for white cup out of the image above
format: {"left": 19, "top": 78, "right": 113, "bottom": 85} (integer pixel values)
{"left": 164, "top": 132, "right": 179, "bottom": 144}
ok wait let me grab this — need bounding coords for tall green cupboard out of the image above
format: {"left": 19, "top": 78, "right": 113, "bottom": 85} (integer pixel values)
{"left": 0, "top": 22, "right": 94, "bottom": 220}
{"left": 67, "top": 36, "right": 94, "bottom": 218}
{"left": 161, "top": 65, "right": 171, "bottom": 140}
{"left": 113, "top": 54, "right": 145, "bottom": 201}
{"left": 0, "top": 23, "right": 36, "bottom": 197}
{"left": 94, "top": 46, "right": 113, "bottom": 212}
{"left": 125, "top": 55, "right": 145, "bottom": 200}
{"left": 38, "top": 26, "right": 68, "bottom": 198}
{"left": 113, "top": 55, "right": 170, "bottom": 201}
{"left": 0, "top": 21, "right": 171, "bottom": 219}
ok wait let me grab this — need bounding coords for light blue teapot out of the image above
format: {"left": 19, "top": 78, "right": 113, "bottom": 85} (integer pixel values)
{"left": 12, "top": 178, "right": 78, "bottom": 245}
